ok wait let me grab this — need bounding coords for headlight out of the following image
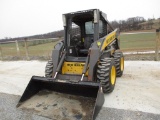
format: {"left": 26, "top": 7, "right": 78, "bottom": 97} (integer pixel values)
{"left": 94, "top": 10, "right": 99, "bottom": 23}
{"left": 62, "top": 14, "right": 66, "bottom": 26}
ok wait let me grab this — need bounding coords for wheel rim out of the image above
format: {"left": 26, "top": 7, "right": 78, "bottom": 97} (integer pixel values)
{"left": 111, "top": 66, "right": 116, "bottom": 85}
{"left": 120, "top": 57, "right": 124, "bottom": 71}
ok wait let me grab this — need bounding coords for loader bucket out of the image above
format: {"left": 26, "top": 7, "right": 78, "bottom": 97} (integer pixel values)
{"left": 17, "top": 76, "right": 104, "bottom": 120}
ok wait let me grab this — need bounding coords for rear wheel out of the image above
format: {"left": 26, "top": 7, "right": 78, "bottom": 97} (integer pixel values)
{"left": 97, "top": 58, "right": 116, "bottom": 93}
{"left": 114, "top": 51, "right": 124, "bottom": 77}
{"left": 45, "top": 60, "right": 53, "bottom": 78}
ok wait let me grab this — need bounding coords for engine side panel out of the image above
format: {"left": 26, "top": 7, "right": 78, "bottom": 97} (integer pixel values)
{"left": 62, "top": 62, "right": 88, "bottom": 76}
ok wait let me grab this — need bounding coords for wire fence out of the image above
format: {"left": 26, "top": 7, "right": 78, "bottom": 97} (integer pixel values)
{"left": 0, "top": 31, "right": 159, "bottom": 61}
{"left": 0, "top": 38, "right": 61, "bottom": 60}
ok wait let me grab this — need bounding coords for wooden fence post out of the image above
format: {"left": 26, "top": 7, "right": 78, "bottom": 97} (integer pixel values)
{"left": 24, "top": 38, "right": 29, "bottom": 60}
{"left": 15, "top": 40, "right": 20, "bottom": 56}
{"left": 155, "top": 29, "right": 160, "bottom": 61}
{"left": 159, "top": 29, "right": 160, "bottom": 57}
{"left": 0, "top": 43, "right": 3, "bottom": 60}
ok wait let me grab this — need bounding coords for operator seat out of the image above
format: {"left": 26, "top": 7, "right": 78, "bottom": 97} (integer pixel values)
{"left": 79, "top": 36, "right": 93, "bottom": 54}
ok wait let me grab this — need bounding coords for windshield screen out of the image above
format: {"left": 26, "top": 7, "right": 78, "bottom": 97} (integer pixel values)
{"left": 85, "top": 21, "right": 103, "bottom": 34}
{"left": 85, "top": 21, "right": 94, "bottom": 34}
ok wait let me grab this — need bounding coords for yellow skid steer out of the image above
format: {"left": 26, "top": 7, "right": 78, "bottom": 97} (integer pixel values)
{"left": 17, "top": 9, "right": 124, "bottom": 120}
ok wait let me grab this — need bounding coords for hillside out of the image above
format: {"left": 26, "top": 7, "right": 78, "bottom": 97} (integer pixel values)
{"left": 139, "top": 18, "right": 160, "bottom": 30}
{"left": 0, "top": 18, "right": 159, "bottom": 43}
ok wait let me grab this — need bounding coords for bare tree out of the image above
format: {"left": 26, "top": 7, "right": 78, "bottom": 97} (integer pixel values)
{"left": 147, "top": 18, "right": 154, "bottom": 29}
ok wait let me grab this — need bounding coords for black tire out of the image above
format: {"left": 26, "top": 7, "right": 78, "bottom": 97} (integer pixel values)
{"left": 45, "top": 60, "right": 53, "bottom": 78}
{"left": 97, "top": 58, "right": 116, "bottom": 93}
{"left": 114, "top": 51, "right": 124, "bottom": 77}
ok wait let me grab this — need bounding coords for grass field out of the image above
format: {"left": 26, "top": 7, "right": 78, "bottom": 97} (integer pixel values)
{"left": 0, "top": 40, "right": 59, "bottom": 57}
{"left": 120, "top": 32, "right": 156, "bottom": 51}
{"left": 0, "top": 32, "right": 157, "bottom": 60}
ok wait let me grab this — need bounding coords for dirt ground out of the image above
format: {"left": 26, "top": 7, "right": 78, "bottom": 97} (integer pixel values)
{"left": 0, "top": 60, "right": 160, "bottom": 119}
{"left": 124, "top": 53, "right": 157, "bottom": 60}
{"left": 104, "top": 61, "right": 160, "bottom": 114}
{"left": 19, "top": 90, "right": 95, "bottom": 120}
{"left": 1, "top": 93, "right": 160, "bottom": 120}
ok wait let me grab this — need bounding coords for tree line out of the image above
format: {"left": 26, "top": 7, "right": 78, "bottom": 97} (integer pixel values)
{"left": 110, "top": 16, "right": 156, "bottom": 31}
{"left": 1, "top": 16, "right": 158, "bottom": 42}
{"left": 0, "top": 30, "right": 64, "bottom": 42}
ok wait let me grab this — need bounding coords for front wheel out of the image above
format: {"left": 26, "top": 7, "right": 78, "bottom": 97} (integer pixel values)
{"left": 97, "top": 58, "right": 116, "bottom": 93}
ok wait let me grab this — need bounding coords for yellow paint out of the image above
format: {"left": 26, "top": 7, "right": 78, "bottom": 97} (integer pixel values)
{"left": 101, "top": 31, "right": 116, "bottom": 51}
{"left": 62, "top": 62, "right": 88, "bottom": 76}
{"left": 110, "top": 66, "right": 116, "bottom": 85}
{"left": 97, "top": 41, "right": 101, "bottom": 47}
{"left": 120, "top": 57, "right": 124, "bottom": 71}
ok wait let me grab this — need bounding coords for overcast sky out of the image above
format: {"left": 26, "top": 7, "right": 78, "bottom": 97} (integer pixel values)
{"left": 0, "top": 0, "right": 159, "bottom": 39}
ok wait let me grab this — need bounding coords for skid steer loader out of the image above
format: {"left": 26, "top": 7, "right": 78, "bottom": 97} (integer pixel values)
{"left": 17, "top": 9, "right": 124, "bottom": 120}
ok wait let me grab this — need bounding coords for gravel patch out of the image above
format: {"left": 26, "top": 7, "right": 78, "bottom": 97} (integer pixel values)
{"left": 97, "top": 107, "right": 160, "bottom": 120}
{"left": 0, "top": 93, "right": 50, "bottom": 120}
{"left": 0, "top": 93, "right": 160, "bottom": 120}
{"left": 0, "top": 61, "right": 160, "bottom": 115}
{"left": 124, "top": 53, "right": 157, "bottom": 61}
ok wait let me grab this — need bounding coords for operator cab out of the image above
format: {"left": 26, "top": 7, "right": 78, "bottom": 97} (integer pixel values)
{"left": 63, "top": 9, "right": 109, "bottom": 61}
{"left": 70, "top": 21, "right": 95, "bottom": 56}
